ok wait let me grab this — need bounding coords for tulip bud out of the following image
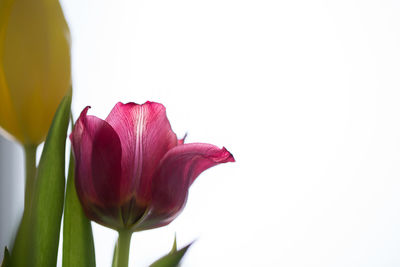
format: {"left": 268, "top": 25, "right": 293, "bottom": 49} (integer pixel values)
{"left": 0, "top": 0, "right": 71, "bottom": 145}
{"left": 70, "top": 102, "right": 235, "bottom": 232}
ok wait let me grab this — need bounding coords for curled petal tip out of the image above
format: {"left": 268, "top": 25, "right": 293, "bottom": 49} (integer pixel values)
{"left": 208, "top": 146, "right": 235, "bottom": 163}
{"left": 81, "top": 106, "right": 91, "bottom": 116}
{"left": 76, "top": 106, "right": 91, "bottom": 125}
{"left": 221, "top": 147, "right": 235, "bottom": 163}
{"left": 69, "top": 106, "right": 92, "bottom": 142}
{"left": 178, "top": 133, "right": 188, "bottom": 145}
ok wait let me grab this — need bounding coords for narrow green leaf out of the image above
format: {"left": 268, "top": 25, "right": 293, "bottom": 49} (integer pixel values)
{"left": 111, "top": 241, "right": 118, "bottom": 267}
{"left": 10, "top": 213, "right": 30, "bottom": 266}
{"left": 62, "top": 147, "right": 96, "bottom": 267}
{"left": 1, "top": 247, "right": 10, "bottom": 267}
{"left": 10, "top": 92, "right": 71, "bottom": 267}
{"left": 150, "top": 238, "right": 193, "bottom": 267}
{"left": 30, "top": 92, "right": 71, "bottom": 267}
{"left": 171, "top": 234, "right": 177, "bottom": 253}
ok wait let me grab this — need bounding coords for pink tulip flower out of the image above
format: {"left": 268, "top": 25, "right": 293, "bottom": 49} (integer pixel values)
{"left": 70, "top": 101, "right": 234, "bottom": 231}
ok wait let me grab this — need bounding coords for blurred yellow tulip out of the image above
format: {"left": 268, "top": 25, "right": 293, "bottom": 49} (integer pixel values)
{"left": 0, "top": 0, "right": 71, "bottom": 145}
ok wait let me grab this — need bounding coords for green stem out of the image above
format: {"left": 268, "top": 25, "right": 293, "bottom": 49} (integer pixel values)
{"left": 10, "top": 145, "right": 37, "bottom": 266}
{"left": 114, "top": 230, "right": 132, "bottom": 267}
{"left": 24, "top": 144, "right": 37, "bottom": 210}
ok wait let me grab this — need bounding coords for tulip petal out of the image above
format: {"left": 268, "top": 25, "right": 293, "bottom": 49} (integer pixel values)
{"left": 71, "top": 107, "right": 125, "bottom": 209}
{"left": 2, "top": 0, "right": 71, "bottom": 145}
{"left": 0, "top": 0, "right": 23, "bottom": 143}
{"left": 106, "top": 102, "right": 178, "bottom": 203}
{"left": 91, "top": 119, "right": 123, "bottom": 206}
{"left": 136, "top": 143, "right": 234, "bottom": 230}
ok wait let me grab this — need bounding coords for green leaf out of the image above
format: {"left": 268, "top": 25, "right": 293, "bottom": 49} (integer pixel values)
{"left": 111, "top": 241, "right": 118, "bottom": 267}
{"left": 9, "top": 201, "right": 31, "bottom": 266}
{"left": 1, "top": 247, "right": 10, "bottom": 267}
{"left": 62, "top": 144, "right": 96, "bottom": 267}
{"left": 30, "top": 91, "right": 71, "bottom": 267}
{"left": 150, "top": 237, "right": 193, "bottom": 267}
{"left": 10, "top": 92, "right": 72, "bottom": 267}
{"left": 171, "top": 234, "right": 177, "bottom": 253}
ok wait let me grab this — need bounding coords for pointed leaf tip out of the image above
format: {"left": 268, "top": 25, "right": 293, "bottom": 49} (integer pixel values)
{"left": 1, "top": 247, "right": 10, "bottom": 267}
{"left": 150, "top": 239, "right": 194, "bottom": 267}
{"left": 171, "top": 234, "right": 177, "bottom": 253}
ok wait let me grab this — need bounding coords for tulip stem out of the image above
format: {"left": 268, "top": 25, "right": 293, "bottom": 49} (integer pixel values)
{"left": 24, "top": 144, "right": 37, "bottom": 209}
{"left": 114, "top": 230, "right": 132, "bottom": 267}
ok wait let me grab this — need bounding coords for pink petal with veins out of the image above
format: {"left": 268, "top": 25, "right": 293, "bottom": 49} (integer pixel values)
{"left": 105, "top": 102, "right": 178, "bottom": 204}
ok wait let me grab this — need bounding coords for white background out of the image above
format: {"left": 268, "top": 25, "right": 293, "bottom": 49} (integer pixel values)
{"left": 2, "top": 0, "right": 400, "bottom": 266}
{"left": 61, "top": 0, "right": 400, "bottom": 266}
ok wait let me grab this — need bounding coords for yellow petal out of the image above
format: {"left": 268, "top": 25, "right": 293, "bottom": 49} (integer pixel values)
{"left": 0, "top": 0, "right": 23, "bottom": 142}
{"left": 0, "top": 0, "right": 71, "bottom": 145}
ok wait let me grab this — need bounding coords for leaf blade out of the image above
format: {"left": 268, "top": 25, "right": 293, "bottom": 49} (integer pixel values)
{"left": 1, "top": 247, "right": 10, "bottom": 267}
{"left": 62, "top": 147, "right": 96, "bottom": 267}
{"left": 150, "top": 239, "right": 193, "bottom": 267}
{"left": 30, "top": 92, "right": 71, "bottom": 267}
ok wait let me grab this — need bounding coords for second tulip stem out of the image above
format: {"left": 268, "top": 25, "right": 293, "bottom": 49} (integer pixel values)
{"left": 24, "top": 144, "right": 37, "bottom": 209}
{"left": 11, "top": 144, "right": 37, "bottom": 266}
{"left": 115, "top": 230, "right": 132, "bottom": 267}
